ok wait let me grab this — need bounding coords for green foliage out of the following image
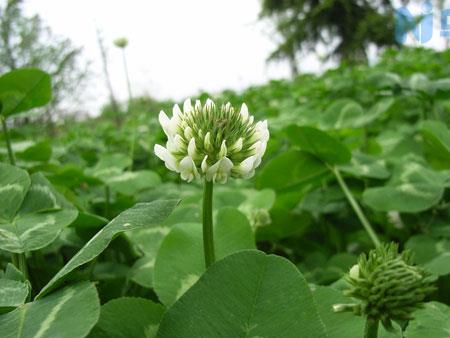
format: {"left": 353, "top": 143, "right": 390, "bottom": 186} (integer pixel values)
{"left": 90, "top": 297, "right": 164, "bottom": 338}
{"left": 257, "top": 149, "right": 327, "bottom": 190}
{"left": 1, "top": 47, "right": 450, "bottom": 337}
{"left": 421, "top": 120, "right": 450, "bottom": 169}
{"left": 157, "top": 250, "right": 327, "bottom": 338}
{"left": 403, "top": 301, "right": 450, "bottom": 338}
{"left": 0, "top": 68, "right": 52, "bottom": 117}
{"left": 37, "top": 199, "right": 179, "bottom": 298}
{"left": 153, "top": 208, "right": 255, "bottom": 306}
{"left": 285, "top": 125, "right": 351, "bottom": 165}
{"left": 0, "top": 282, "right": 100, "bottom": 338}
{"left": 0, "top": 164, "right": 78, "bottom": 253}
{"left": 339, "top": 152, "right": 390, "bottom": 179}
{"left": 362, "top": 161, "right": 446, "bottom": 212}
{"left": 0, "top": 264, "right": 29, "bottom": 308}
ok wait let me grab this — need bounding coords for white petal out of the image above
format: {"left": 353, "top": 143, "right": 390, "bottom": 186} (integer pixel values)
{"left": 159, "top": 110, "right": 179, "bottom": 137}
{"left": 215, "top": 174, "right": 228, "bottom": 184}
{"left": 154, "top": 144, "right": 178, "bottom": 172}
{"left": 183, "top": 98, "right": 192, "bottom": 113}
{"left": 184, "top": 126, "right": 193, "bottom": 140}
{"left": 207, "top": 157, "right": 233, "bottom": 183}
{"left": 230, "top": 138, "right": 243, "bottom": 153}
{"left": 242, "top": 169, "right": 255, "bottom": 179}
{"left": 259, "top": 141, "right": 267, "bottom": 156}
{"left": 261, "top": 129, "right": 270, "bottom": 143}
{"left": 255, "top": 120, "right": 269, "bottom": 142}
{"left": 219, "top": 157, "right": 234, "bottom": 172}
{"left": 253, "top": 156, "right": 262, "bottom": 169}
{"left": 206, "top": 160, "right": 220, "bottom": 181}
{"left": 240, "top": 103, "right": 249, "bottom": 121}
{"left": 154, "top": 144, "right": 166, "bottom": 161}
{"left": 204, "top": 132, "right": 212, "bottom": 151}
{"left": 249, "top": 141, "right": 265, "bottom": 169}
{"left": 219, "top": 140, "right": 227, "bottom": 158}
{"left": 166, "top": 134, "right": 183, "bottom": 153}
{"left": 195, "top": 99, "right": 202, "bottom": 111}
{"left": 256, "top": 120, "right": 266, "bottom": 130}
{"left": 205, "top": 98, "right": 214, "bottom": 111}
{"left": 216, "top": 157, "right": 234, "bottom": 184}
{"left": 188, "top": 138, "right": 197, "bottom": 158}
{"left": 261, "top": 120, "right": 268, "bottom": 129}
{"left": 250, "top": 141, "right": 262, "bottom": 152}
{"left": 179, "top": 156, "right": 193, "bottom": 171}
{"left": 234, "top": 155, "right": 256, "bottom": 176}
{"left": 201, "top": 155, "right": 209, "bottom": 173}
{"left": 158, "top": 110, "right": 169, "bottom": 127}
{"left": 179, "top": 156, "right": 199, "bottom": 182}
{"left": 250, "top": 140, "right": 267, "bottom": 159}
{"left": 180, "top": 172, "right": 193, "bottom": 182}
{"left": 171, "top": 112, "right": 180, "bottom": 127}
{"left": 349, "top": 265, "right": 359, "bottom": 279}
{"left": 173, "top": 104, "right": 182, "bottom": 117}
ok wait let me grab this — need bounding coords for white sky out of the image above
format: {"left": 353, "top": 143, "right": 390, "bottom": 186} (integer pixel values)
{"left": 23, "top": 1, "right": 449, "bottom": 116}
{"left": 23, "top": 0, "right": 302, "bottom": 115}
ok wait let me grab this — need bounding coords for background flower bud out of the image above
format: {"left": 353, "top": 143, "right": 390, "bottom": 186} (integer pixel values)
{"left": 340, "top": 243, "right": 436, "bottom": 329}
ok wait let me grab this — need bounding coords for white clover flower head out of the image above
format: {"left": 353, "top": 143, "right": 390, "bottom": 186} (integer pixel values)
{"left": 154, "top": 98, "right": 269, "bottom": 183}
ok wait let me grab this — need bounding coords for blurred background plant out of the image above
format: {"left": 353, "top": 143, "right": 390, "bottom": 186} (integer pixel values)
{"left": 0, "top": 0, "right": 89, "bottom": 129}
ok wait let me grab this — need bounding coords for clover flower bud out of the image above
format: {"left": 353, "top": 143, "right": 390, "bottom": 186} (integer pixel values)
{"left": 349, "top": 264, "right": 359, "bottom": 279}
{"left": 239, "top": 206, "right": 272, "bottom": 230}
{"left": 154, "top": 98, "right": 269, "bottom": 183}
{"left": 334, "top": 243, "right": 435, "bottom": 331}
{"left": 114, "top": 37, "right": 129, "bottom": 49}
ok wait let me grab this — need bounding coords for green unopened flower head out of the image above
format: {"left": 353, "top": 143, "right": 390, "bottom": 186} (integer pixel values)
{"left": 154, "top": 98, "right": 269, "bottom": 183}
{"left": 114, "top": 37, "right": 128, "bottom": 48}
{"left": 337, "top": 243, "right": 435, "bottom": 328}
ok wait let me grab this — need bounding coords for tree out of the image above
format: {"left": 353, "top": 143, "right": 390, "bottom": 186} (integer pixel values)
{"left": 0, "top": 0, "right": 88, "bottom": 122}
{"left": 260, "top": 0, "right": 399, "bottom": 75}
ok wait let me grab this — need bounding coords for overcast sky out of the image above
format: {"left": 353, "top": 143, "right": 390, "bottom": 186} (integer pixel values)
{"left": 23, "top": 0, "right": 301, "bottom": 115}
{"left": 24, "top": 0, "right": 449, "bottom": 115}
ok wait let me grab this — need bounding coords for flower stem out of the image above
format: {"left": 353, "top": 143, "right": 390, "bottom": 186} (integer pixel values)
{"left": 2, "top": 116, "right": 29, "bottom": 277}
{"left": 121, "top": 47, "right": 135, "bottom": 171}
{"left": 17, "top": 253, "right": 29, "bottom": 279}
{"left": 202, "top": 179, "right": 215, "bottom": 268}
{"left": 1, "top": 116, "right": 15, "bottom": 165}
{"left": 332, "top": 166, "right": 380, "bottom": 248}
{"left": 128, "top": 121, "right": 136, "bottom": 171}
{"left": 364, "top": 318, "right": 379, "bottom": 338}
{"left": 12, "top": 253, "right": 19, "bottom": 266}
{"left": 121, "top": 49, "right": 132, "bottom": 105}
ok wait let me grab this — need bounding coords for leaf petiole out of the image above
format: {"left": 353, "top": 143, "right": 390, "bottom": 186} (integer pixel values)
{"left": 332, "top": 166, "right": 381, "bottom": 248}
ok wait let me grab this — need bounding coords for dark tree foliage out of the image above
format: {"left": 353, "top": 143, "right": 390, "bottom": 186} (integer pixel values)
{"left": 260, "top": 0, "right": 399, "bottom": 74}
